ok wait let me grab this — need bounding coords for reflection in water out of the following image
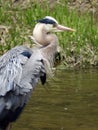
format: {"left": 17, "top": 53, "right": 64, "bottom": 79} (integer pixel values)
{"left": 13, "top": 69, "right": 98, "bottom": 130}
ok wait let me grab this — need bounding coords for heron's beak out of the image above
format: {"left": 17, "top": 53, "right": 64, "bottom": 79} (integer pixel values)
{"left": 54, "top": 24, "right": 76, "bottom": 32}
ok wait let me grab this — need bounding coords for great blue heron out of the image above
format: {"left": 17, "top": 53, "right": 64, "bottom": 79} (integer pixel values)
{"left": 0, "top": 16, "right": 75, "bottom": 130}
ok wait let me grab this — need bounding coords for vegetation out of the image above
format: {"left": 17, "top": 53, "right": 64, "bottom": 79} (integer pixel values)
{"left": 0, "top": 0, "right": 98, "bottom": 68}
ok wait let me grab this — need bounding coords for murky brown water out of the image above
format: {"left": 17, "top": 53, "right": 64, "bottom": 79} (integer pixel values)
{"left": 13, "top": 69, "right": 98, "bottom": 130}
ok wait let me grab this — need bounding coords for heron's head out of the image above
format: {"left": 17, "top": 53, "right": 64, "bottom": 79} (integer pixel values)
{"left": 32, "top": 16, "right": 75, "bottom": 46}
{"left": 37, "top": 16, "right": 75, "bottom": 33}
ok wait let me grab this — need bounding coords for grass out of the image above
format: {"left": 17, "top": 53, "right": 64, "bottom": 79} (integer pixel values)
{"left": 0, "top": 0, "right": 98, "bottom": 68}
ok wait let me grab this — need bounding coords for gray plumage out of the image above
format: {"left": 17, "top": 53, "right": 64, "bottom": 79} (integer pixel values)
{"left": 0, "top": 46, "right": 47, "bottom": 129}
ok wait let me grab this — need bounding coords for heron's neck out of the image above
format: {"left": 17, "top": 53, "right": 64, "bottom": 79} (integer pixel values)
{"left": 41, "top": 34, "right": 59, "bottom": 68}
{"left": 33, "top": 24, "right": 59, "bottom": 66}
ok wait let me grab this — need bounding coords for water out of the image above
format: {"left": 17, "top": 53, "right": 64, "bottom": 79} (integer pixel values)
{"left": 13, "top": 69, "right": 98, "bottom": 130}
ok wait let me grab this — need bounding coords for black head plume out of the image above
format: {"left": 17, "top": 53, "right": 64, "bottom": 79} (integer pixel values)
{"left": 38, "top": 18, "right": 56, "bottom": 24}
{"left": 37, "top": 16, "right": 58, "bottom": 25}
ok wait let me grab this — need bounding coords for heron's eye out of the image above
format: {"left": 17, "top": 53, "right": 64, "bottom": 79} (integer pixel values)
{"left": 53, "top": 23, "right": 57, "bottom": 27}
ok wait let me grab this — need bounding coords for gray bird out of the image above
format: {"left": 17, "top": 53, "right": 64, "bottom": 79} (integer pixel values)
{"left": 0, "top": 16, "right": 75, "bottom": 130}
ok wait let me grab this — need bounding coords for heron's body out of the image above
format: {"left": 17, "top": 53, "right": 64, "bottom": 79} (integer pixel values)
{"left": 0, "top": 46, "right": 47, "bottom": 129}
{"left": 0, "top": 16, "right": 75, "bottom": 130}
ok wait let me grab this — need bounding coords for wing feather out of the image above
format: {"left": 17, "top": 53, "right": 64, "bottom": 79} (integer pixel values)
{"left": 0, "top": 46, "right": 47, "bottom": 123}
{"left": 0, "top": 46, "right": 32, "bottom": 96}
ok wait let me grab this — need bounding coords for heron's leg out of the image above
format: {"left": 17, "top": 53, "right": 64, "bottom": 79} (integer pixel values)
{"left": 6, "top": 123, "right": 12, "bottom": 130}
